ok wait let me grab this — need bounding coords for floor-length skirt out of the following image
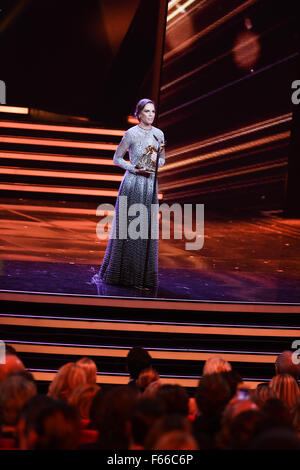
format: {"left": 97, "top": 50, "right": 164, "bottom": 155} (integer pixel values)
{"left": 98, "top": 170, "right": 159, "bottom": 289}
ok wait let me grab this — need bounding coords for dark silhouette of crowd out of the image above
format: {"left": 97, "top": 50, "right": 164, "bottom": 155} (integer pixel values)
{"left": 0, "top": 344, "right": 300, "bottom": 450}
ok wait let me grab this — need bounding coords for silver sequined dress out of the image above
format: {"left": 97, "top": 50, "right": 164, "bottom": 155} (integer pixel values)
{"left": 97, "top": 124, "right": 165, "bottom": 289}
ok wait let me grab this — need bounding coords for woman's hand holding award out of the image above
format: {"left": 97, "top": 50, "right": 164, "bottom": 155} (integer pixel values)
{"left": 135, "top": 142, "right": 166, "bottom": 176}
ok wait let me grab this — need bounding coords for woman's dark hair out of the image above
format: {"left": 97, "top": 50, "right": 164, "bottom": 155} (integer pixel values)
{"left": 156, "top": 385, "right": 189, "bottom": 417}
{"left": 90, "top": 385, "right": 138, "bottom": 450}
{"left": 134, "top": 99, "right": 155, "bottom": 121}
{"left": 126, "top": 347, "right": 152, "bottom": 380}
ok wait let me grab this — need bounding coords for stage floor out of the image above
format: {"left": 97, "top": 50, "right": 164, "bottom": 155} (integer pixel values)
{"left": 0, "top": 198, "right": 300, "bottom": 303}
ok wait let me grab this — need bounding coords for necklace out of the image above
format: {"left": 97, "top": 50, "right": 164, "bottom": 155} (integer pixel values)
{"left": 138, "top": 124, "right": 152, "bottom": 131}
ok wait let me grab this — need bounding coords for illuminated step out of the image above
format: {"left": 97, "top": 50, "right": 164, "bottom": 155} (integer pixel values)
{"left": 0, "top": 105, "right": 29, "bottom": 114}
{"left": 9, "top": 341, "right": 278, "bottom": 364}
{"left": 0, "top": 120, "right": 125, "bottom": 136}
{"left": 1, "top": 314, "right": 298, "bottom": 338}
{"left": 0, "top": 151, "right": 115, "bottom": 166}
{"left": 0, "top": 166, "right": 123, "bottom": 182}
{"left": 0, "top": 182, "right": 163, "bottom": 199}
{"left": 0, "top": 135, "right": 118, "bottom": 150}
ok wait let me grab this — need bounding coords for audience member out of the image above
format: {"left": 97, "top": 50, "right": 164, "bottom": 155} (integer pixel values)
{"left": 275, "top": 350, "right": 300, "bottom": 379}
{"left": 0, "top": 375, "right": 37, "bottom": 436}
{"left": 156, "top": 385, "right": 189, "bottom": 417}
{"left": 47, "top": 362, "right": 87, "bottom": 402}
{"left": 153, "top": 430, "right": 199, "bottom": 450}
{"left": 81, "top": 385, "right": 138, "bottom": 449}
{"left": 0, "top": 345, "right": 25, "bottom": 383}
{"left": 269, "top": 373, "right": 300, "bottom": 411}
{"left": 88, "top": 385, "right": 111, "bottom": 431}
{"left": 247, "top": 427, "right": 300, "bottom": 450}
{"left": 8, "top": 370, "right": 35, "bottom": 384}
{"left": 202, "top": 356, "right": 232, "bottom": 376}
{"left": 33, "top": 400, "right": 81, "bottom": 450}
{"left": 76, "top": 357, "right": 98, "bottom": 384}
{"left": 215, "top": 398, "right": 258, "bottom": 449}
{"left": 227, "top": 409, "right": 263, "bottom": 449}
{"left": 126, "top": 347, "right": 152, "bottom": 389}
{"left": 18, "top": 395, "right": 56, "bottom": 450}
{"left": 143, "top": 379, "right": 163, "bottom": 399}
{"left": 194, "top": 373, "right": 232, "bottom": 449}
{"left": 145, "top": 414, "right": 191, "bottom": 450}
{"left": 136, "top": 367, "right": 160, "bottom": 393}
{"left": 129, "top": 397, "right": 164, "bottom": 449}
{"left": 219, "top": 370, "right": 243, "bottom": 399}
{"left": 292, "top": 398, "right": 300, "bottom": 437}
{"left": 255, "top": 398, "right": 294, "bottom": 434}
{"left": 251, "top": 383, "right": 275, "bottom": 408}
{"left": 68, "top": 383, "right": 100, "bottom": 421}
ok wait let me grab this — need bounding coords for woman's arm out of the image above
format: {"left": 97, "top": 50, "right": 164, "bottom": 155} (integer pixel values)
{"left": 113, "top": 130, "right": 137, "bottom": 174}
{"left": 158, "top": 131, "right": 165, "bottom": 168}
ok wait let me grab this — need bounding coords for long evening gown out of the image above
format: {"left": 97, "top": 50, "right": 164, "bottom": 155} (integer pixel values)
{"left": 95, "top": 124, "right": 165, "bottom": 290}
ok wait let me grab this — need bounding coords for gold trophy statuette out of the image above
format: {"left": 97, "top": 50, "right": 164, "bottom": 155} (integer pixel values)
{"left": 135, "top": 141, "right": 166, "bottom": 173}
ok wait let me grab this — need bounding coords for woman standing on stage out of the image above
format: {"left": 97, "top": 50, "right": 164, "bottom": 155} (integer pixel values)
{"left": 94, "top": 98, "right": 165, "bottom": 291}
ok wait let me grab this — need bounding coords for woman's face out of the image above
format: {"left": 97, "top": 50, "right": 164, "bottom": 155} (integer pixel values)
{"left": 139, "top": 102, "right": 155, "bottom": 126}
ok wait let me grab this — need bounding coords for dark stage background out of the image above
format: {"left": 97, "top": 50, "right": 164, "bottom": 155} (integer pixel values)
{"left": 160, "top": 0, "right": 300, "bottom": 212}
{"left": 0, "top": 0, "right": 165, "bottom": 127}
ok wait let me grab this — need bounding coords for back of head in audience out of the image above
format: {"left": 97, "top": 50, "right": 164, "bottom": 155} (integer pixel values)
{"left": 257, "top": 398, "right": 294, "bottom": 433}
{"left": 129, "top": 397, "right": 164, "bottom": 449}
{"left": 203, "top": 356, "right": 232, "bottom": 376}
{"left": 88, "top": 385, "right": 111, "bottom": 431}
{"left": 195, "top": 373, "right": 232, "bottom": 416}
{"left": 229, "top": 409, "right": 263, "bottom": 449}
{"left": 126, "top": 347, "right": 152, "bottom": 381}
{"left": 275, "top": 351, "right": 300, "bottom": 379}
{"left": 47, "top": 362, "right": 87, "bottom": 402}
{"left": 251, "top": 383, "right": 275, "bottom": 408}
{"left": 219, "top": 370, "right": 243, "bottom": 400}
{"left": 18, "top": 395, "right": 55, "bottom": 449}
{"left": 68, "top": 383, "right": 100, "bottom": 420}
{"left": 247, "top": 427, "right": 300, "bottom": 450}
{"left": 0, "top": 374, "right": 37, "bottom": 428}
{"left": 157, "top": 385, "right": 189, "bottom": 417}
{"left": 143, "top": 379, "right": 163, "bottom": 399}
{"left": 292, "top": 398, "right": 300, "bottom": 436}
{"left": 33, "top": 400, "right": 81, "bottom": 450}
{"left": 76, "top": 357, "right": 97, "bottom": 384}
{"left": 269, "top": 373, "right": 300, "bottom": 410}
{"left": 90, "top": 385, "right": 138, "bottom": 449}
{"left": 153, "top": 430, "right": 199, "bottom": 450}
{"left": 215, "top": 398, "right": 258, "bottom": 449}
{"left": 8, "top": 369, "right": 35, "bottom": 384}
{"left": 136, "top": 367, "right": 159, "bottom": 393}
{"left": 0, "top": 345, "right": 25, "bottom": 383}
{"left": 145, "top": 414, "right": 191, "bottom": 450}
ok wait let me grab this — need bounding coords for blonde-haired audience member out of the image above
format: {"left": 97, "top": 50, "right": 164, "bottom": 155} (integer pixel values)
{"left": 68, "top": 383, "right": 100, "bottom": 420}
{"left": 269, "top": 374, "right": 300, "bottom": 411}
{"left": 48, "top": 362, "right": 87, "bottom": 402}
{"left": 203, "top": 356, "right": 232, "bottom": 376}
{"left": 76, "top": 357, "right": 97, "bottom": 384}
